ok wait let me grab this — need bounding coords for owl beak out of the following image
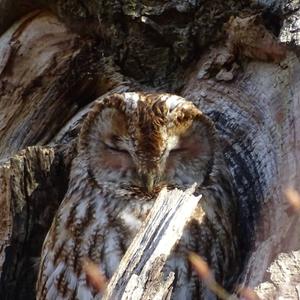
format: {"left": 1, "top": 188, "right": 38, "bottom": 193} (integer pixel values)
{"left": 141, "top": 173, "right": 154, "bottom": 192}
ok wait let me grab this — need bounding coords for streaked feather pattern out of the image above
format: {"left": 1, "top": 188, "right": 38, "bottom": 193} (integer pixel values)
{"left": 36, "top": 93, "right": 239, "bottom": 299}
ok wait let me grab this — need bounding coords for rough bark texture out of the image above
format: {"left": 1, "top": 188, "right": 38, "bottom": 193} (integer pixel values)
{"left": 0, "top": 1, "right": 299, "bottom": 299}
{"left": 0, "top": 9, "right": 109, "bottom": 160}
{"left": 0, "top": 146, "right": 69, "bottom": 300}
{"left": 182, "top": 49, "right": 300, "bottom": 298}
{"left": 0, "top": 0, "right": 263, "bottom": 90}
{"left": 103, "top": 186, "right": 201, "bottom": 300}
{"left": 280, "top": 0, "right": 300, "bottom": 46}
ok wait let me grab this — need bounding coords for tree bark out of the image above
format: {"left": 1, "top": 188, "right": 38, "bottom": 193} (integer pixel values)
{"left": 0, "top": 146, "right": 68, "bottom": 300}
{"left": 0, "top": 1, "right": 299, "bottom": 299}
{"left": 103, "top": 186, "right": 201, "bottom": 300}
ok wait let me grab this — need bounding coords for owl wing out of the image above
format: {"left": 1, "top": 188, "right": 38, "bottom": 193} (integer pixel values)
{"left": 36, "top": 188, "right": 130, "bottom": 300}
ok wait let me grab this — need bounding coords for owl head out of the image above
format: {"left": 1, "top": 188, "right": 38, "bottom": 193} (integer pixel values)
{"left": 78, "top": 93, "right": 217, "bottom": 192}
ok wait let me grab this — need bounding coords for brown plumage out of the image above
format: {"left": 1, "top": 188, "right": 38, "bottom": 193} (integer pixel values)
{"left": 36, "top": 92, "right": 239, "bottom": 299}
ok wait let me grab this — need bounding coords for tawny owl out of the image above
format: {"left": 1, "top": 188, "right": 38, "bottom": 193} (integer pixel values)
{"left": 36, "top": 93, "right": 239, "bottom": 299}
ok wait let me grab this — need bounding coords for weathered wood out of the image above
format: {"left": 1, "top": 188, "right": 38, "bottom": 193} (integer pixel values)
{"left": 280, "top": 0, "right": 300, "bottom": 46}
{"left": 0, "top": 146, "right": 69, "bottom": 300}
{"left": 255, "top": 250, "right": 300, "bottom": 299}
{"left": 0, "top": 1, "right": 299, "bottom": 300}
{"left": 182, "top": 49, "right": 300, "bottom": 297}
{"left": 103, "top": 186, "right": 201, "bottom": 300}
{"left": 2, "top": 0, "right": 259, "bottom": 90}
{"left": 0, "top": 10, "right": 105, "bottom": 160}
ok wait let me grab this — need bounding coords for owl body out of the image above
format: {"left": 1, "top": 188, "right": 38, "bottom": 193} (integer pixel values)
{"left": 37, "top": 93, "right": 238, "bottom": 299}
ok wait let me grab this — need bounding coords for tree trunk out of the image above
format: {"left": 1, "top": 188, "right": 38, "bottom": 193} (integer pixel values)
{"left": 0, "top": 0, "right": 299, "bottom": 299}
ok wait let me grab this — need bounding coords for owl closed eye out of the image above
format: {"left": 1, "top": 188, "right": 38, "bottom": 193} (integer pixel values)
{"left": 79, "top": 93, "right": 216, "bottom": 191}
